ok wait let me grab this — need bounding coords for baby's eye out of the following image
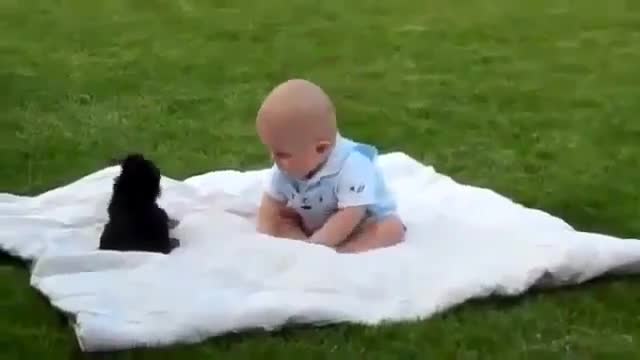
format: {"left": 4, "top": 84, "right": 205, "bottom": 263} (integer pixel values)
{"left": 274, "top": 152, "right": 291, "bottom": 159}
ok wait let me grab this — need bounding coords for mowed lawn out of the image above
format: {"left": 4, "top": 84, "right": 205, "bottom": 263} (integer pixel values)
{"left": 2, "top": 0, "right": 640, "bottom": 358}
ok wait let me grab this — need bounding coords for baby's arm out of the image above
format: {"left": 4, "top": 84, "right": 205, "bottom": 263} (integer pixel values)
{"left": 309, "top": 205, "right": 367, "bottom": 247}
{"left": 309, "top": 152, "right": 377, "bottom": 247}
{"left": 256, "top": 193, "right": 283, "bottom": 234}
{"left": 257, "top": 193, "right": 307, "bottom": 240}
{"left": 257, "top": 166, "right": 308, "bottom": 240}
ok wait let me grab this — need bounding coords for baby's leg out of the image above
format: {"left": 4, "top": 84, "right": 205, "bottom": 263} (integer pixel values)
{"left": 272, "top": 216, "right": 308, "bottom": 240}
{"left": 268, "top": 207, "right": 308, "bottom": 240}
{"left": 336, "top": 215, "right": 406, "bottom": 253}
{"left": 257, "top": 196, "right": 308, "bottom": 240}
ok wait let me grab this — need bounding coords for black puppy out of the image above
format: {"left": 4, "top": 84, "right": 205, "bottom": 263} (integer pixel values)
{"left": 99, "top": 153, "right": 180, "bottom": 254}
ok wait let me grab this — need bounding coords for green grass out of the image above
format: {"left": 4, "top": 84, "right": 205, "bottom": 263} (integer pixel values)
{"left": 2, "top": 0, "right": 640, "bottom": 358}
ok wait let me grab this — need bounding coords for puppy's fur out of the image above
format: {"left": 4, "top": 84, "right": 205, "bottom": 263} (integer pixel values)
{"left": 99, "top": 153, "right": 179, "bottom": 254}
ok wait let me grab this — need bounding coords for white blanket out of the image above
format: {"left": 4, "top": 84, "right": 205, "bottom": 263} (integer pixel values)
{"left": 1, "top": 152, "right": 640, "bottom": 352}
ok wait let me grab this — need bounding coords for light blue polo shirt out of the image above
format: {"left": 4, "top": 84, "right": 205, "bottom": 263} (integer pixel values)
{"left": 265, "top": 134, "right": 397, "bottom": 233}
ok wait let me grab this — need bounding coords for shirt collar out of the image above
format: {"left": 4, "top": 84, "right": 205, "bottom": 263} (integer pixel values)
{"left": 305, "top": 133, "right": 354, "bottom": 182}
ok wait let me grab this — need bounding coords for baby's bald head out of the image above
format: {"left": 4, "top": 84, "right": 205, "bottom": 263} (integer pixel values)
{"left": 257, "top": 79, "right": 337, "bottom": 146}
{"left": 256, "top": 79, "right": 338, "bottom": 179}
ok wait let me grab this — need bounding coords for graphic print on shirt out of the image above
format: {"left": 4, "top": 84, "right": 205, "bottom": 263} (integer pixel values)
{"left": 286, "top": 182, "right": 337, "bottom": 218}
{"left": 301, "top": 196, "right": 311, "bottom": 210}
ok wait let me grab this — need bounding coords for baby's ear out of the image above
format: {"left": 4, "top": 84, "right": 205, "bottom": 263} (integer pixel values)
{"left": 315, "top": 141, "right": 331, "bottom": 154}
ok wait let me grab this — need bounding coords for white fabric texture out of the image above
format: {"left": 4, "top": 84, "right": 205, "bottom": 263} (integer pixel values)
{"left": 1, "top": 152, "right": 640, "bottom": 352}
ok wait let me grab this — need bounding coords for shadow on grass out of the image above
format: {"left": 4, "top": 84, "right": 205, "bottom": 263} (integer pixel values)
{"left": 463, "top": 272, "right": 639, "bottom": 308}
{"left": 1, "top": 250, "right": 75, "bottom": 337}
{"left": 0, "top": 249, "right": 29, "bottom": 269}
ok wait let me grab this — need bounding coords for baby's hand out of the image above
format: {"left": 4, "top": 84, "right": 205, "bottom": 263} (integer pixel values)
{"left": 308, "top": 206, "right": 367, "bottom": 247}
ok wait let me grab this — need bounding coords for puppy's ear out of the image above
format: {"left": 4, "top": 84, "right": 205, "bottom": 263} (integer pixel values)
{"left": 108, "top": 153, "right": 145, "bottom": 167}
{"left": 108, "top": 155, "right": 125, "bottom": 166}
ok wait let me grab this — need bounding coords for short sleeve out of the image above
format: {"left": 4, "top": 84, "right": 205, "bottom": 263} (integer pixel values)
{"left": 335, "top": 152, "right": 377, "bottom": 208}
{"left": 264, "top": 165, "right": 288, "bottom": 202}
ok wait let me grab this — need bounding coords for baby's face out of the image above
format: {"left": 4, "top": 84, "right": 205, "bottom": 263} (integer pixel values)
{"left": 256, "top": 80, "right": 336, "bottom": 180}
{"left": 262, "top": 137, "right": 327, "bottom": 180}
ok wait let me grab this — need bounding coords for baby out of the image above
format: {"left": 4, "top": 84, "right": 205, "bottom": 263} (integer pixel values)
{"left": 255, "top": 79, "right": 406, "bottom": 253}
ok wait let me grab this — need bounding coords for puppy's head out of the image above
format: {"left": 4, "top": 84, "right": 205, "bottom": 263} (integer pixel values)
{"left": 112, "top": 153, "right": 162, "bottom": 204}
